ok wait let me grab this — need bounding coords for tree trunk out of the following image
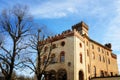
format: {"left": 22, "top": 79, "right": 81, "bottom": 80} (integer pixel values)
{"left": 5, "top": 74, "right": 12, "bottom": 80}
{"left": 37, "top": 74, "right": 42, "bottom": 80}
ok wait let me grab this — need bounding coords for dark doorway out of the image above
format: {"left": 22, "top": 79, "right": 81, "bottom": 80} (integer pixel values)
{"left": 79, "top": 70, "right": 84, "bottom": 80}
{"left": 57, "top": 69, "right": 67, "bottom": 80}
{"left": 48, "top": 70, "right": 56, "bottom": 80}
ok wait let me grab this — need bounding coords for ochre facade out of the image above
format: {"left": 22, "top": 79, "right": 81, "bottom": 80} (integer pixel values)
{"left": 40, "top": 21, "right": 118, "bottom": 80}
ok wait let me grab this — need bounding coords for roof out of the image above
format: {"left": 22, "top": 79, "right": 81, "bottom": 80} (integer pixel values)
{"left": 89, "top": 38, "right": 112, "bottom": 51}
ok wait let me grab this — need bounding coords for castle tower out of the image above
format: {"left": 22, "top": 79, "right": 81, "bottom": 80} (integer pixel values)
{"left": 72, "top": 21, "right": 89, "bottom": 36}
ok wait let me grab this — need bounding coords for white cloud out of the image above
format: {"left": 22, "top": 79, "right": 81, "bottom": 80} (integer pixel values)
{"left": 102, "top": 0, "right": 120, "bottom": 52}
{"left": 0, "top": 0, "right": 114, "bottom": 19}
{"left": 30, "top": 0, "right": 80, "bottom": 18}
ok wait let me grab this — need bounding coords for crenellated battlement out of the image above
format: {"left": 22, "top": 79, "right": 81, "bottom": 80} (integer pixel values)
{"left": 38, "top": 29, "right": 76, "bottom": 45}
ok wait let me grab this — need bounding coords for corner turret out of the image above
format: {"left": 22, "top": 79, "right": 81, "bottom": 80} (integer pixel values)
{"left": 72, "top": 21, "right": 89, "bottom": 36}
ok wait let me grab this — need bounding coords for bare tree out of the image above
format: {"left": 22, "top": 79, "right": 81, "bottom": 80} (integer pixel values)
{"left": 0, "top": 4, "right": 33, "bottom": 80}
{"left": 0, "top": 33, "right": 4, "bottom": 45}
{"left": 23, "top": 29, "right": 53, "bottom": 80}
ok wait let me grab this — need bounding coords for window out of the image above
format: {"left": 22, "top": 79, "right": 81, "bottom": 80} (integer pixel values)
{"left": 79, "top": 43, "right": 82, "bottom": 48}
{"left": 60, "top": 51, "right": 65, "bottom": 62}
{"left": 92, "top": 52, "right": 95, "bottom": 59}
{"left": 110, "top": 72, "right": 113, "bottom": 76}
{"left": 52, "top": 44, "right": 56, "bottom": 49}
{"left": 88, "top": 65, "right": 90, "bottom": 73}
{"left": 108, "top": 58, "right": 110, "bottom": 64}
{"left": 93, "top": 66, "right": 96, "bottom": 77}
{"left": 86, "top": 41, "right": 88, "bottom": 46}
{"left": 107, "top": 52, "right": 109, "bottom": 56}
{"left": 80, "top": 53, "right": 82, "bottom": 63}
{"left": 98, "top": 47, "right": 100, "bottom": 52}
{"left": 105, "top": 71, "right": 108, "bottom": 76}
{"left": 100, "top": 70, "right": 104, "bottom": 77}
{"left": 61, "top": 41, "right": 65, "bottom": 46}
{"left": 103, "top": 56, "right": 105, "bottom": 62}
{"left": 87, "top": 50, "right": 89, "bottom": 56}
{"left": 51, "top": 54, "right": 56, "bottom": 64}
{"left": 102, "top": 49, "right": 104, "bottom": 53}
{"left": 92, "top": 44, "right": 94, "bottom": 49}
{"left": 99, "top": 55, "right": 101, "bottom": 61}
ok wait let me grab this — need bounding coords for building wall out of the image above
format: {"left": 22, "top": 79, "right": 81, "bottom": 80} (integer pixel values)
{"left": 88, "top": 41, "right": 118, "bottom": 78}
{"left": 39, "top": 21, "right": 118, "bottom": 80}
{"left": 74, "top": 36, "right": 85, "bottom": 80}
{"left": 44, "top": 36, "right": 75, "bottom": 80}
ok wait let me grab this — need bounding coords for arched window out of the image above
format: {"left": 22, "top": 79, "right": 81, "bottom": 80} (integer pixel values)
{"left": 51, "top": 54, "right": 56, "bottom": 64}
{"left": 61, "top": 41, "right": 65, "bottom": 46}
{"left": 99, "top": 55, "right": 101, "bottom": 61}
{"left": 79, "top": 70, "right": 84, "bottom": 80}
{"left": 57, "top": 69, "right": 67, "bottom": 80}
{"left": 49, "top": 70, "right": 56, "bottom": 80}
{"left": 80, "top": 53, "right": 82, "bottom": 63}
{"left": 93, "top": 66, "right": 96, "bottom": 77}
{"left": 60, "top": 51, "right": 65, "bottom": 62}
{"left": 52, "top": 44, "right": 56, "bottom": 49}
{"left": 88, "top": 65, "right": 90, "bottom": 73}
{"left": 102, "top": 49, "right": 104, "bottom": 53}
{"left": 79, "top": 43, "right": 82, "bottom": 48}
{"left": 98, "top": 47, "right": 100, "bottom": 52}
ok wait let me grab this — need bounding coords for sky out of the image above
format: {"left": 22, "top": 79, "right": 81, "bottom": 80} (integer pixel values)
{"left": 0, "top": 0, "right": 120, "bottom": 76}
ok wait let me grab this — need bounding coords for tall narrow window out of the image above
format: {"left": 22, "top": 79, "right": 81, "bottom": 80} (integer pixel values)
{"left": 108, "top": 58, "right": 110, "bottom": 64}
{"left": 99, "top": 55, "right": 101, "bottom": 61}
{"left": 88, "top": 65, "right": 90, "bottom": 73}
{"left": 86, "top": 41, "right": 88, "bottom": 46}
{"left": 51, "top": 54, "right": 56, "bottom": 64}
{"left": 79, "top": 43, "right": 82, "bottom": 48}
{"left": 87, "top": 50, "right": 89, "bottom": 56}
{"left": 98, "top": 47, "right": 100, "bottom": 52}
{"left": 92, "top": 44, "right": 94, "bottom": 49}
{"left": 80, "top": 53, "right": 82, "bottom": 63}
{"left": 60, "top": 51, "right": 65, "bottom": 62}
{"left": 92, "top": 52, "right": 95, "bottom": 59}
{"left": 103, "top": 56, "right": 105, "bottom": 62}
{"left": 93, "top": 66, "right": 96, "bottom": 77}
{"left": 107, "top": 52, "right": 109, "bottom": 56}
{"left": 102, "top": 49, "right": 104, "bottom": 53}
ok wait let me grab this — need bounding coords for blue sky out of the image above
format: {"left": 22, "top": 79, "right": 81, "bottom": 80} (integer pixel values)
{"left": 0, "top": 0, "right": 120, "bottom": 75}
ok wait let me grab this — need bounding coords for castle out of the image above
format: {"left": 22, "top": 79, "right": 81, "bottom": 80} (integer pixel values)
{"left": 40, "top": 21, "right": 118, "bottom": 80}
